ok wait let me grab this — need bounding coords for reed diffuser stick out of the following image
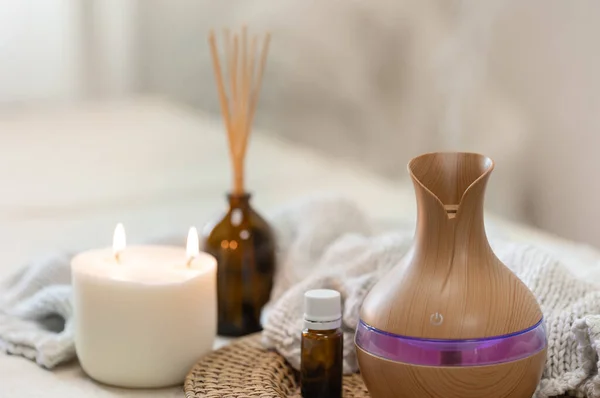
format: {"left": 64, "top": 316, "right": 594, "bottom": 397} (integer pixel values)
{"left": 208, "top": 32, "right": 233, "bottom": 157}
{"left": 248, "top": 33, "right": 270, "bottom": 132}
{"left": 209, "top": 27, "right": 270, "bottom": 195}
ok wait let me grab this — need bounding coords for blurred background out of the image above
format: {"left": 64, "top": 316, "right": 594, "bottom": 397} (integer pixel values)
{"left": 1, "top": 0, "right": 599, "bottom": 255}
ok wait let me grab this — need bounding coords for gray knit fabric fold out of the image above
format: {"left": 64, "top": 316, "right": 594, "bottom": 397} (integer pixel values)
{"left": 1, "top": 196, "right": 600, "bottom": 398}
{"left": 0, "top": 253, "right": 74, "bottom": 368}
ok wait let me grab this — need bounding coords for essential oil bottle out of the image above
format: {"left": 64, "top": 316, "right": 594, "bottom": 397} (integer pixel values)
{"left": 301, "top": 289, "right": 343, "bottom": 398}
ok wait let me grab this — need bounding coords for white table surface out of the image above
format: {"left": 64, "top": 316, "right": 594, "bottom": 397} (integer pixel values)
{"left": 0, "top": 97, "right": 598, "bottom": 397}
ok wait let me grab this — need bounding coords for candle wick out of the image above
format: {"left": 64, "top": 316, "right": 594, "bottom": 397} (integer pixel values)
{"left": 186, "top": 256, "right": 194, "bottom": 268}
{"left": 115, "top": 251, "right": 121, "bottom": 263}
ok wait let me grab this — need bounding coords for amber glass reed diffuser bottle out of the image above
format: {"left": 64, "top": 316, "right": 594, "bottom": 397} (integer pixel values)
{"left": 203, "top": 27, "right": 275, "bottom": 336}
{"left": 301, "top": 290, "right": 343, "bottom": 398}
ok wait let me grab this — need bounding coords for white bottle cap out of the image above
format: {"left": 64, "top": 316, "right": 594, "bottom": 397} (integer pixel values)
{"left": 303, "top": 289, "right": 342, "bottom": 330}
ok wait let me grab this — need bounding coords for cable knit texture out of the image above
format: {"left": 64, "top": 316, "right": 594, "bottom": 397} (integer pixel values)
{"left": 1, "top": 197, "right": 600, "bottom": 397}
{"left": 261, "top": 197, "right": 600, "bottom": 398}
{"left": 0, "top": 253, "right": 74, "bottom": 368}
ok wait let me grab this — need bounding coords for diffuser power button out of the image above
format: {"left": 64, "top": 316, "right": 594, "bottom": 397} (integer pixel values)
{"left": 430, "top": 312, "right": 444, "bottom": 326}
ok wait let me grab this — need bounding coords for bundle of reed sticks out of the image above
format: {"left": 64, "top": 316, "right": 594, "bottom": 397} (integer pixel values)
{"left": 208, "top": 27, "right": 271, "bottom": 195}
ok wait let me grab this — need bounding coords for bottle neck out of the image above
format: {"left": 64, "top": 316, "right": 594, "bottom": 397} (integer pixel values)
{"left": 304, "top": 318, "right": 342, "bottom": 331}
{"left": 227, "top": 192, "right": 252, "bottom": 208}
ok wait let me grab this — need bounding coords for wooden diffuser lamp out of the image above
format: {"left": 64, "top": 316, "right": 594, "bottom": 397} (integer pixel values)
{"left": 356, "top": 152, "right": 547, "bottom": 398}
{"left": 202, "top": 27, "right": 276, "bottom": 337}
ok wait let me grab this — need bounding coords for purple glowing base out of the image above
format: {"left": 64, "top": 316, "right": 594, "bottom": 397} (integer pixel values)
{"left": 355, "top": 319, "right": 547, "bottom": 367}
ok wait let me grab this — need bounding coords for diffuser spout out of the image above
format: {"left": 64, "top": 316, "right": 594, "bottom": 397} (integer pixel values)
{"left": 406, "top": 152, "right": 495, "bottom": 267}
{"left": 408, "top": 152, "right": 494, "bottom": 219}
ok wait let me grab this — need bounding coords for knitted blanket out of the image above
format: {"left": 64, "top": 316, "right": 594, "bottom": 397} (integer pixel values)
{"left": 0, "top": 253, "right": 74, "bottom": 368}
{"left": 261, "top": 197, "right": 600, "bottom": 398}
{"left": 1, "top": 197, "right": 600, "bottom": 397}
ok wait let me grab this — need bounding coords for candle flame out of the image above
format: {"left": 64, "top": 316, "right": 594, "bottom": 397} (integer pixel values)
{"left": 186, "top": 226, "right": 200, "bottom": 266}
{"left": 113, "top": 223, "right": 126, "bottom": 260}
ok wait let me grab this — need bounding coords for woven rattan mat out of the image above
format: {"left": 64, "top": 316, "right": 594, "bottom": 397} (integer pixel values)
{"left": 184, "top": 333, "right": 369, "bottom": 397}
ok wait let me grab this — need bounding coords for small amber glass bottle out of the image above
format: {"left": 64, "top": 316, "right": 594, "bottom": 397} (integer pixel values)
{"left": 301, "top": 289, "right": 343, "bottom": 398}
{"left": 202, "top": 193, "right": 276, "bottom": 336}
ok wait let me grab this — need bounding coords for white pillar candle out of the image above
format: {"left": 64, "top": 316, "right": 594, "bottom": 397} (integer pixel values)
{"left": 71, "top": 225, "right": 216, "bottom": 388}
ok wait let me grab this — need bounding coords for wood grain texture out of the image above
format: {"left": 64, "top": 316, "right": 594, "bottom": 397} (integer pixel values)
{"left": 361, "top": 152, "right": 543, "bottom": 339}
{"left": 357, "top": 346, "right": 547, "bottom": 398}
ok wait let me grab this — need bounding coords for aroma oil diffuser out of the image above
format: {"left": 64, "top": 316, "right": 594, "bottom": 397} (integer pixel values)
{"left": 356, "top": 152, "right": 547, "bottom": 398}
